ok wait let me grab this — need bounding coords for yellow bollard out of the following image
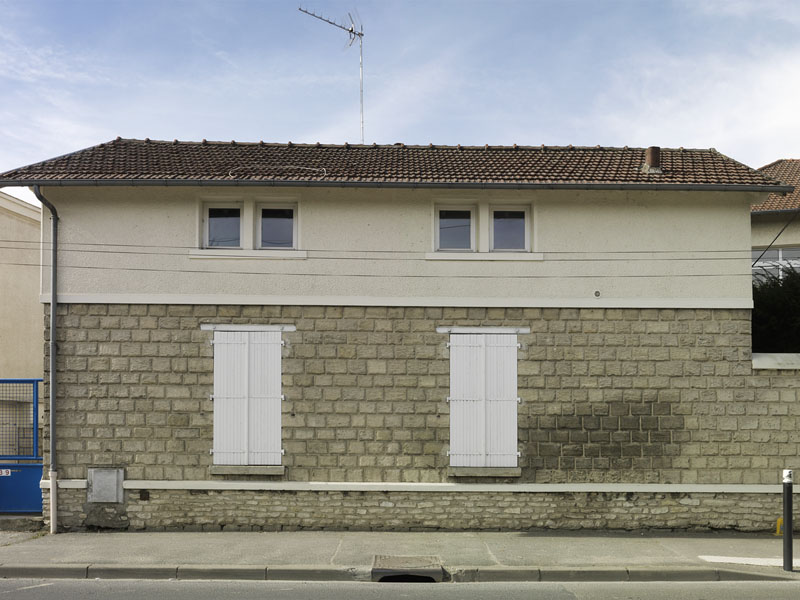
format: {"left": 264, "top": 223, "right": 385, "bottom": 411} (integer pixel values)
{"left": 775, "top": 517, "right": 784, "bottom": 536}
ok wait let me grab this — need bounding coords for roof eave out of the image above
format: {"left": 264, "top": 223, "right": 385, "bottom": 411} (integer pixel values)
{"left": 0, "top": 178, "right": 793, "bottom": 193}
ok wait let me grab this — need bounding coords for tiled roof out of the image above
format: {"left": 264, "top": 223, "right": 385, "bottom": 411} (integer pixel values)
{"left": 0, "top": 137, "right": 789, "bottom": 189}
{"left": 753, "top": 159, "right": 800, "bottom": 212}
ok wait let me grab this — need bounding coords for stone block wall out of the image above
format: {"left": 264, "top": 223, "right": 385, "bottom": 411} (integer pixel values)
{"left": 42, "top": 304, "right": 800, "bottom": 487}
{"left": 44, "top": 487, "right": 793, "bottom": 533}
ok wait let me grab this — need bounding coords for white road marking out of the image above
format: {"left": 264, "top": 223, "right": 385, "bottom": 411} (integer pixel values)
{"left": 699, "top": 555, "right": 800, "bottom": 567}
{"left": 2, "top": 583, "right": 55, "bottom": 594}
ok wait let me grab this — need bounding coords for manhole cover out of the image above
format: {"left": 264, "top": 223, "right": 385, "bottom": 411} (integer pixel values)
{"left": 372, "top": 555, "right": 444, "bottom": 582}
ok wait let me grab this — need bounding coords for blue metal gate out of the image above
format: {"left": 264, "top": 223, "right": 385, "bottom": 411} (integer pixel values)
{"left": 0, "top": 379, "right": 43, "bottom": 513}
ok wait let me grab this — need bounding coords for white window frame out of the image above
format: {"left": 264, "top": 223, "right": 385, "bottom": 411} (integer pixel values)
{"left": 203, "top": 202, "right": 243, "bottom": 249}
{"left": 439, "top": 326, "right": 528, "bottom": 468}
{"left": 203, "top": 324, "right": 295, "bottom": 466}
{"left": 489, "top": 205, "right": 530, "bottom": 252}
{"left": 752, "top": 247, "right": 800, "bottom": 281}
{"left": 257, "top": 203, "right": 298, "bottom": 250}
{"left": 435, "top": 205, "right": 476, "bottom": 252}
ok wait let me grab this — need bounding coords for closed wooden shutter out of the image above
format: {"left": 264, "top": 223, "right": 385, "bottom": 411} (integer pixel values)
{"left": 449, "top": 333, "right": 518, "bottom": 467}
{"left": 213, "top": 330, "right": 282, "bottom": 465}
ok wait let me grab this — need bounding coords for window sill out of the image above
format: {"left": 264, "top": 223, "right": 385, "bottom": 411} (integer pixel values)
{"left": 448, "top": 467, "right": 522, "bottom": 478}
{"left": 752, "top": 353, "right": 800, "bottom": 370}
{"left": 210, "top": 466, "right": 285, "bottom": 476}
{"left": 189, "top": 249, "right": 307, "bottom": 259}
{"left": 425, "top": 252, "right": 543, "bottom": 261}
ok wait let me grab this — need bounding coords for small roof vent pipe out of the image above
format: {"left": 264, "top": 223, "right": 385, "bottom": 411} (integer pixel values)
{"left": 642, "top": 146, "right": 663, "bottom": 174}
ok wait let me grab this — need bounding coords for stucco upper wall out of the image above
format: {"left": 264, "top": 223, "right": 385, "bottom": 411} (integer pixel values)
{"left": 0, "top": 193, "right": 42, "bottom": 378}
{"left": 38, "top": 186, "right": 758, "bottom": 308}
{"left": 751, "top": 212, "right": 800, "bottom": 248}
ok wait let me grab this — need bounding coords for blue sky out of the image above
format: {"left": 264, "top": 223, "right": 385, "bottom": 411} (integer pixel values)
{"left": 2, "top": 0, "right": 800, "bottom": 203}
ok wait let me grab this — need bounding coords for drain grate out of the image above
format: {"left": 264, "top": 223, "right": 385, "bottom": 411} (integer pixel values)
{"left": 372, "top": 555, "right": 445, "bottom": 583}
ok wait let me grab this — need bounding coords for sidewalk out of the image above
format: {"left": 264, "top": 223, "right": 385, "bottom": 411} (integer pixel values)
{"left": 0, "top": 529, "right": 799, "bottom": 582}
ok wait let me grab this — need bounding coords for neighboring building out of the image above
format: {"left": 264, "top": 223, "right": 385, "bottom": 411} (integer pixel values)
{"left": 0, "top": 138, "right": 797, "bottom": 533}
{"left": 0, "top": 191, "right": 42, "bottom": 380}
{"left": 0, "top": 191, "right": 42, "bottom": 464}
{"left": 752, "top": 159, "right": 800, "bottom": 279}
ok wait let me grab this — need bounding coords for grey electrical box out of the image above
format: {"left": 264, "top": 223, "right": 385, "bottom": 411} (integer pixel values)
{"left": 87, "top": 468, "right": 124, "bottom": 503}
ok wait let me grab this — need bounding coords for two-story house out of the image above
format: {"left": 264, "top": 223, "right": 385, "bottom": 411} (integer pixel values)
{"left": 1, "top": 138, "right": 796, "bottom": 532}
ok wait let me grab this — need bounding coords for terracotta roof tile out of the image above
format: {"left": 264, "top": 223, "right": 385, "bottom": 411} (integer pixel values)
{"left": 753, "top": 159, "right": 800, "bottom": 212}
{"left": 0, "top": 138, "right": 786, "bottom": 189}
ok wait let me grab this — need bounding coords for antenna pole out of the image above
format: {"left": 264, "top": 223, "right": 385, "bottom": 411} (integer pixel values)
{"left": 359, "top": 33, "right": 364, "bottom": 144}
{"left": 299, "top": 7, "right": 365, "bottom": 143}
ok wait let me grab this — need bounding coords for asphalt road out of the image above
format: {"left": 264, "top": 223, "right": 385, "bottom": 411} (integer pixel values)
{"left": 2, "top": 579, "right": 800, "bottom": 599}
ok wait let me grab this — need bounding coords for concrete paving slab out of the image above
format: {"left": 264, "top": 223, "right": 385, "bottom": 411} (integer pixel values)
{"left": 331, "top": 532, "right": 495, "bottom": 567}
{"left": 0, "top": 531, "right": 40, "bottom": 547}
{"left": 479, "top": 531, "right": 700, "bottom": 567}
{"left": 0, "top": 532, "right": 343, "bottom": 566}
{"left": 177, "top": 565, "right": 266, "bottom": 580}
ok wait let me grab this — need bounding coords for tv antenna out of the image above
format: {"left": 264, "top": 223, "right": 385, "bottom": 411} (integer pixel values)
{"left": 299, "top": 6, "right": 365, "bottom": 143}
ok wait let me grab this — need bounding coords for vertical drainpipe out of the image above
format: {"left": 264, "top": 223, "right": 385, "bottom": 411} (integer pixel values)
{"left": 33, "top": 185, "right": 58, "bottom": 534}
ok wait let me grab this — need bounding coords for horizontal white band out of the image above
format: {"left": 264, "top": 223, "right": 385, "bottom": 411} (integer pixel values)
{"left": 39, "top": 479, "right": 797, "bottom": 494}
{"left": 41, "top": 293, "right": 753, "bottom": 309}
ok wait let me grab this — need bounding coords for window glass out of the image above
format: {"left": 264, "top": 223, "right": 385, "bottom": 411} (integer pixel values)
{"left": 781, "top": 248, "right": 800, "bottom": 261}
{"left": 208, "top": 208, "right": 240, "bottom": 247}
{"left": 752, "top": 249, "right": 778, "bottom": 262}
{"left": 493, "top": 210, "right": 526, "bottom": 250}
{"left": 439, "top": 210, "right": 472, "bottom": 250}
{"left": 261, "top": 208, "right": 294, "bottom": 248}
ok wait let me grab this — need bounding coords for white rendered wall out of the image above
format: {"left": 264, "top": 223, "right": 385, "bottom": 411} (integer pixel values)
{"left": 751, "top": 212, "right": 800, "bottom": 248}
{"left": 0, "top": 192, "right": 42, "bottom": 378}
{"left": 38, "top": 186, "right": 757, "bottom": 308}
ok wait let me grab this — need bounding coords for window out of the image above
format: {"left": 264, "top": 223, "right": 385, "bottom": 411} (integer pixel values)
{"left": 436, "top": 208, "right": 475, "bottom": 251}
{"left": 446, "top": 331, "right": 521, "bottom": 467}
{"left": 209, "top": 327, "right": 289, "bottom": 465}
{"left": 752, "top": 247, "right": 800, "bottom": 281}
{"left": 205, "top": 206, "right": 241, "bottom": 248}
{"left": 259, "top": 206, "right": 295, "bottom": 249}
{"left": 491, "top": 208, "right": 528, "bottom": 251}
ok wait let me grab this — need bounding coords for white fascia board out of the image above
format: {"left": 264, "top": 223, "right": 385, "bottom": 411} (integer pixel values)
{"left": 200, "top": 324, "right": 297, "bottom": 332}
{"left": 42, "top": 293, "right": 753, "bottom": 309}
{"left": 436, "top": 327, "right": 531, "bottom": 334}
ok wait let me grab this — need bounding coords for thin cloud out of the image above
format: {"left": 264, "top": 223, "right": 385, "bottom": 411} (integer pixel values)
{"left": 582, "top": 43, "right": 800, "bottom": 166}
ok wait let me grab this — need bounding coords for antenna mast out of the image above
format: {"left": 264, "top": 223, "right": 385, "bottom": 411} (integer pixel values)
{"left": 299, "top": 6, "right": 365, "bottom": 144}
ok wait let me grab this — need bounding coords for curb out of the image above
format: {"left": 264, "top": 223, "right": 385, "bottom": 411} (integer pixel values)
{"left": 0, "top": 564, "right": 797, "bottom": 582}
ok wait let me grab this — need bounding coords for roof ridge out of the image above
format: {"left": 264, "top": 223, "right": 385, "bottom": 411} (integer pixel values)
{"left": 113, "top": 138, "right": 723, "bottom": 153}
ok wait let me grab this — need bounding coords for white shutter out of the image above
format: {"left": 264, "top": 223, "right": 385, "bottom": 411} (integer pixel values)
{"left": 213, "top": 331, "right": 248, "bottom": 465}
{"left": 213, "top": 330, "right": 282, "bottom": 465}
{"left": 449, "top": 333, "right": 518, "bottom": 467}
{"left": 484, "top": 334, "right": 519, "bottom": 467}
{"left": 247, "top": 331, "right": 283, "bottom": 465}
